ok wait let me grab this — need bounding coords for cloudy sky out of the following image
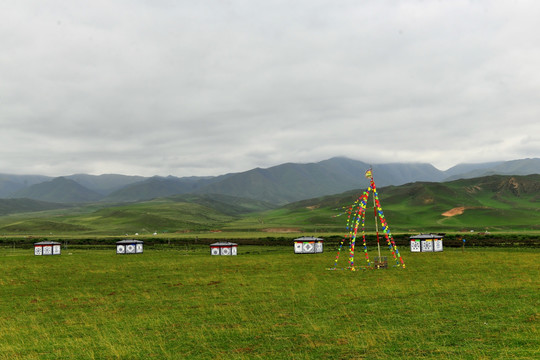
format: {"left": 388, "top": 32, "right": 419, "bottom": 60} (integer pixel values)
{"left": 2, "top": 1, "right": 539, "bottom": 177}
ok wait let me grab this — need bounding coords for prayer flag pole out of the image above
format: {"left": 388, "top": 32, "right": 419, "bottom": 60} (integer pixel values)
{"left": 368, "top": 168, "right": 381, "bottom": 259}
{"left": 329, "top": 168, "right": 405, "bottom": 270}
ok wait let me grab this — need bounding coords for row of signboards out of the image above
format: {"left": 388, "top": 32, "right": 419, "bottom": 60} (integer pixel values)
{"left": 35, "top": 239, "right": 323, "bottom": 256}
{"left": 116, "top": 240, "right": 144, "bottom": 254}
{"left": 34, "top": 242, "right": 62, "bottom": 256}
{"left": 410, "top": 234, "right": 444, "bottom": 252}
{"left": 34, "top": 235, "right": 442, "bottom": 256}
{"left": 210, "top": 237, "right": 325, "bottom": 256}
{"left": 294, "top": 237, "right": 324, "bottom": 254}
{"left": 210, "top": 242, "right": 238, "bottom": 256}
{"left": 34, "top": 240, "right": 145, "bottom": 256}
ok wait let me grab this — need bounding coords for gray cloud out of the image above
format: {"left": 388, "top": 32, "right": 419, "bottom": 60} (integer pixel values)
{"left": 1, "top": 1, "right": 539, "bottom": 176}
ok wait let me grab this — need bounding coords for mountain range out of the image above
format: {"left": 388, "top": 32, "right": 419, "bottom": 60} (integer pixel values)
{"left": 1, "top": 157, "right": 539, "bottom": 205}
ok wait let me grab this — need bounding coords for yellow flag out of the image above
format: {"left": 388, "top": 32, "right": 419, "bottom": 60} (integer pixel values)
{"left": 365, "top": 169, "right": 372, "bottom": 178}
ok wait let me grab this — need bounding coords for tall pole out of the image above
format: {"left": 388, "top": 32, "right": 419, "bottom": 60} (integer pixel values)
{"left": 368, "top": 168, "right": 381, "bottom": 260}
{"left": 373, "top": 179, "right": 381, "bottom": 260}
{"left": 374, "top": 199, "right": 381, "bottom": 259}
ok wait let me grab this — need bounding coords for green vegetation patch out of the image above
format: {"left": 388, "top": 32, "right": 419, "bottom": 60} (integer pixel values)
{"left": 0, "top": 219, "right": 90, "bottom": 233}
{"left": 0, "top": 247, "right": 537, "bottom": 359}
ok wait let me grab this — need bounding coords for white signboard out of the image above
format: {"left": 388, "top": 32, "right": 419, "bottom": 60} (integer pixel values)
{"left": 116, "top": 245, "right": 125, "bottom": 254}
{"left": 421, "top": 240, "right": 433, "bottom": 252}
{"left": 410, "top": 240, "right": 421, "bottom": 252}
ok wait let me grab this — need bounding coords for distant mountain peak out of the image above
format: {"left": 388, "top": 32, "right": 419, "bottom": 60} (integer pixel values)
{"left": 10, "top": 177, "right": 102, "bottom": 203}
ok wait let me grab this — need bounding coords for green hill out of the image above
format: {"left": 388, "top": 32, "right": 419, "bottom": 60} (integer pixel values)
{"left": 0, "top": 174, "right": 51, "bottom": 197}
{"left": 0, "top": 194, "right": 275, "bottom": 235}
{"left": 193, "top": 158, "right": 445, "bottom": 205}
{"left": 10, "top": 177, "right": 102, "bottom": 203}
{"left": 0, "top": 175, "right": 538, "bottom": 235}
{"left": 445, "top": 158, "right": 540, "bottom": 180}
{"left": 76, "top": 200, "right": 235, "bottom": 234}
{"left": 65, "top": 174, "right": 146, "bottom": 195}
{"left": 229, "top": 174, "right": 540, "bottom": 233}
{"left": 95, "top": 158, "right": 449, "bottom": 205}
{"left": 103, "top": 176, "right": 220, "bottom": 202}
{"left": 0, "top": 198, "right": 71, "bottom": 215}
{"left": 167, "top": 193, "right": 276, "bottom": 216}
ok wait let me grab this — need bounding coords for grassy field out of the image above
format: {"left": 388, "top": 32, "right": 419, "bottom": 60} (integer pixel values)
{"left": 0, "top": 246, "right": 538, "bottom": 359}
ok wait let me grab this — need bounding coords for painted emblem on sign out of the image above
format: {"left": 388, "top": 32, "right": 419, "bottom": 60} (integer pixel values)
{"left": 303, "top": 242, "right": 314, "bottom": 253}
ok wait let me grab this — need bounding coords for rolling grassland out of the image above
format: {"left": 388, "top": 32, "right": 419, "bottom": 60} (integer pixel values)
{"left": 0, "top": 175, "right": 538, "bottom": 237}
{"left": 0, "top": 246, "right": 537, "bottom": 359}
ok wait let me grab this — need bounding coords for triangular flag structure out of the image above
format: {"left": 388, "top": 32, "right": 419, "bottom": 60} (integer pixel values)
{"left": 329, "top": 169, "right": 405, "bottom": 271}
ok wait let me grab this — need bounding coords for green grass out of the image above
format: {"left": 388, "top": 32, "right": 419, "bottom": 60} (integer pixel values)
{"left": 1, "top": 247, "right": 538, "bottom": 359}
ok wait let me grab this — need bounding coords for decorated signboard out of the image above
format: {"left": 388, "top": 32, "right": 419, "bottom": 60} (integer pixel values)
{"left": 34, "top": 241, "right": 61, "bottom": 256}
{"left": 410, "top": 239, "right": 421, "bottom": 252}
{"left": 294, "top": 236, "right": 324, "bottom": 254}
{"left": 116, "top": 239, "right": 144, "bottom": 254}
{"left": 210, "top": 242, "right": 238, "bottom": 256}
{"left": 434, "top": 238, "right": 443, "bottom": 252}
{"left": 409, "top": 234, "right": 444, "bottom": 252}
{"left": 421, "top": 239, "right": 433, "bottom": 252}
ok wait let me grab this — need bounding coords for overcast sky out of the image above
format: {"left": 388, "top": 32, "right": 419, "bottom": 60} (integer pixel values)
{"left": 1, "top": 1, "right": 539, "bottom": 177}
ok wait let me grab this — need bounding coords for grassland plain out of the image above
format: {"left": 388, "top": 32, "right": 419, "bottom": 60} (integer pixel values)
{"left": 0, "top": 247, "right": 538, "bottom": 360}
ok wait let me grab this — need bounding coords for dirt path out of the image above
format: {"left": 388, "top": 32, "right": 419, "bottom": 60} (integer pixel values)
{"left": 442, "top": 207, "right": 466, "bottom": 217}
